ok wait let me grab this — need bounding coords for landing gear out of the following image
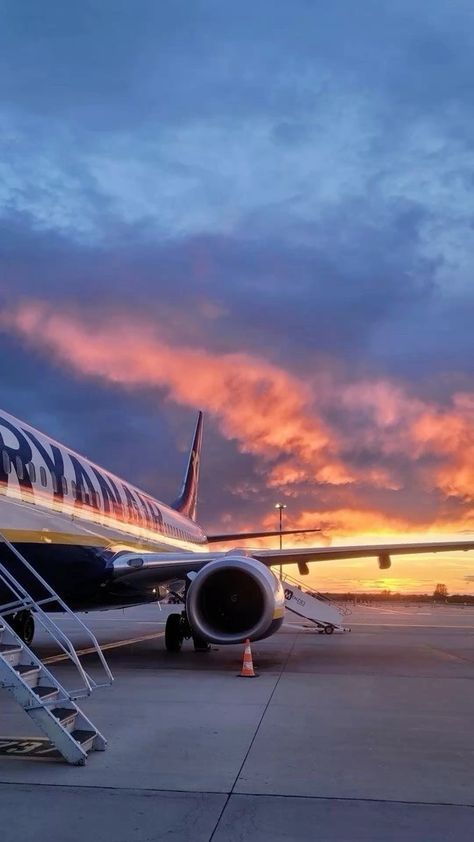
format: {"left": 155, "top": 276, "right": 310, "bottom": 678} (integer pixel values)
{"left": 6, "top": 610, "right": 35, "bottom": 646}
{"left": 324, "top": 625, "right": 334, "bottom": 635}
{"left": 165, "top": 613, "right": 184, "bottom": 652}
{"left": 192, "top": 634, "right": 211, "bottom": 653}
{"left": 164, "top": 612, "right": 210, "bottom": 653}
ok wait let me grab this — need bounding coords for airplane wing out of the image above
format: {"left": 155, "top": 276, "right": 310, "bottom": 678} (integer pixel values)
{"left": 252, "top": 540, "right": 474, "bottom": 574}
{"left": 111, "top": 539, "right": 474, "bottom": 585}
{"left": 206, "top": 528, "right": 321, "bottom": 543}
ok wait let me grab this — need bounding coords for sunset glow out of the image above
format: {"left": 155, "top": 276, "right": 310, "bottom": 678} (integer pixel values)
{"left": 1, "top": 299, "right": 474, "bottom": 593}
{"left": 2, "top": 3, "right": 474, "bottom": 594}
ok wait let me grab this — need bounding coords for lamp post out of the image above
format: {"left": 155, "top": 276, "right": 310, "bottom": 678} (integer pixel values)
{"left": 275, "top": 503, "right": 287, "bottom": 581}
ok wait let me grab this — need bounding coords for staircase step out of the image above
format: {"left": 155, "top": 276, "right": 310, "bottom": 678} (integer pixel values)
{"left": 71, "top": 729, "right": 97, "bottom": 753}
{"left": 33, "top": 685, "right": 59, "bottom": 701}
{"left": 13, "top": 664, "right": 41, "bottom": 686}
{"left": 0, "top": 644, "right": 23, "bottom": 656}
{"left": 0, "top": 644, "right": 22, "bottom": 666}
{"left": 51, "top": 707, "right": 78, "bottom": 728}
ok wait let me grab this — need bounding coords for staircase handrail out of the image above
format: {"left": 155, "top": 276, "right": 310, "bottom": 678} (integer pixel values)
{"left": 0, "top": 533, "right": 113, "bottom": 693}
{"left": 281, "top": 570, "right": 352, "bottom": 616}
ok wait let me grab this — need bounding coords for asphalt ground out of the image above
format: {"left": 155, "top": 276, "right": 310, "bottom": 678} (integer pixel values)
{"left": 1, "top": 602, "right": 474, "bottom": 841}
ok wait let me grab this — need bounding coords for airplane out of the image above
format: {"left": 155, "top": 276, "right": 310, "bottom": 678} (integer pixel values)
{"left": 1, "top": 407, "right": 473, "bottom": 653}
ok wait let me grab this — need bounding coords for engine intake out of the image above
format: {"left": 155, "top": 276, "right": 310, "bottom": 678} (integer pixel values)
{"left": 186, "top": 555, "right": 285, "bottom": 644}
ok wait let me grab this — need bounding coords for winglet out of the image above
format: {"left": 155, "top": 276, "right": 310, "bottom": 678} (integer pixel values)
{"left": 171, "top": 411, "right": 203, "bottom": 522}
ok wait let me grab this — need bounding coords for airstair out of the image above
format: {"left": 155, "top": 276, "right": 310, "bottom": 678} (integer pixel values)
{"left": 281, "top": 573, "right": 351, "bottom": 633}
{"left": 0, "top": 533, "right": 113, "bottom": 765}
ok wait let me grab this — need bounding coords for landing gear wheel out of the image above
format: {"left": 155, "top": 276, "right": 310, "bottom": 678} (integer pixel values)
{"left": 165, "top": 613, "right": 184, "bottom": 652}
{"left": 193, "top": 634, "right": 211, "bottom": 653}
{"left": 324, "top": 625, "right": 334, "bottom": 635}
{"left": 7, "top": 611, "right": 35, "bottom": 645}
{"left": 20, "top": 612, "right": 35, "bottom": 646}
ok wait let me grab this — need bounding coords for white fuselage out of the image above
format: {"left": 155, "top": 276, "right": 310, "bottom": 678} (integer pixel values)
{"left": 0, "top": 409, "right": 208, "bottom": 555}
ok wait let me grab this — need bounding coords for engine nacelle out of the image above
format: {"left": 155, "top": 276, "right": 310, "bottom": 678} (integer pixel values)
{"left": 186, "top": 555, "right": 285, "bottom": 645}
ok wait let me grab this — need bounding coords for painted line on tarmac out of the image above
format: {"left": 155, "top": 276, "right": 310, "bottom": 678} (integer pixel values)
{"left": 357, "top": 605, "right": 415, "bottom": 615}
{"left": 43, "top": 630, "right": 165, "bottom": 664}
{"left": 349, "top": 622, "right": 474, "bottom": 629}
{"left": 58, "top": 619, "right": 167, "bottom": 627}
{"left": 423, "top": 644, "right": 474, "bottom": 664}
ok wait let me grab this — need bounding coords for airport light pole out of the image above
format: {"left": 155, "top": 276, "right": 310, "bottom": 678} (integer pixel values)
{"left": 275, "top": 503, "right": 287, "bottom": 581}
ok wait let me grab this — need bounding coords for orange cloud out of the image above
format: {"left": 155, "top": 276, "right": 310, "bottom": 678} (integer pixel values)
{"left": 3, "top": 297, "right": 474, "bottom": 544}
{"left": 335, "top": 376, "right": 474, "bottom": 501}
{"left": 0, "top": 299, "right": 352, "bottom": 486}
{"left": 274, "top": 506, "right": 474, "bottom": 540}
{"left": 412, "top": 399, "right": 474, "bottom": 500}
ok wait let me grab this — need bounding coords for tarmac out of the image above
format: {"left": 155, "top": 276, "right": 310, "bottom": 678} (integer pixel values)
{"left": 1, "top": 602, "right": 474, "bottom": 841}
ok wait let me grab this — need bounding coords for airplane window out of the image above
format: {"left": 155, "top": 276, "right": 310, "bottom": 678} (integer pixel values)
{"left": 2, "top": 450, "right": 11, "bottom": 474}
{"left": 52, "top": 474, "right": 58, "bottom": 493}
{"left": 61, "top": 476, "right": 68, "bottom": 494}
{"left": 71, "top": 480, "right": 77, "bottom": 497}
{"left": 15, "top": 456, "right": 24, "bottom": 480}
{"left": 28, "top": 463, "right": 36, "bottom": 483}
{"left": 92, "top": 491, "right": 99, "bottom": 508}
{"left": 84, "top": 492, "right": 90, "bottom": 505}
{"left": 40, "top": 466, "right": 47, "bottom": 487}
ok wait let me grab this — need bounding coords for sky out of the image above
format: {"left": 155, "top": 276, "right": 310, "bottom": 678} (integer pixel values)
{"left": 1, "top": 1, "right": 474, "bottom": 593}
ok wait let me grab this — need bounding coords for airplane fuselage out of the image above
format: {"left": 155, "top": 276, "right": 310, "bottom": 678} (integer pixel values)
{"left": 0, "top": 409, "right": 208, "bottom": 609}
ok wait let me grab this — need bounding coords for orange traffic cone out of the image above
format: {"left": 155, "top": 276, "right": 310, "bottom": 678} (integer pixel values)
{"left": 239, "top": 638, "right": 256, "bottom": 677}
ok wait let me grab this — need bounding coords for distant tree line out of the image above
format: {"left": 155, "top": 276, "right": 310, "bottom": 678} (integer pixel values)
{"left": 319, "top": 587, "right": 474, "bottom": 605}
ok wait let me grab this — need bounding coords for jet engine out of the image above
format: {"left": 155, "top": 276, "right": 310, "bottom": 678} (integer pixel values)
{"left": 186, "top": 555, "right": 285, "bottom": 644}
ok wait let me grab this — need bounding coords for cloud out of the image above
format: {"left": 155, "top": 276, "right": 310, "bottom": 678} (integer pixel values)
{"left": 4, "top": 296, "right": 474, "bottom": 519}
{"left": 0, "top": 298, "right": 354, "bottom": 488}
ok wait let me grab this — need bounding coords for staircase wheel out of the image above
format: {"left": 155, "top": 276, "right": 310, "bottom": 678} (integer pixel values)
{"left": 324, "top": 625, "right": 334, "bottom": 635}
{"left": 165, "top": 613, "right": 183, "bottom": 652}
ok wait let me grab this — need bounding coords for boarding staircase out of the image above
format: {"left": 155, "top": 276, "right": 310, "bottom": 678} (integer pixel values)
{"left": 0, "top": 533, "right": 113, "bottom": 765}
{"left": 281, "top": 572, "right": 351, "bottom": 633}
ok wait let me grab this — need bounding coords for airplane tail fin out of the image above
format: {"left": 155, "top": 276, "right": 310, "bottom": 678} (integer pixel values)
{"left": 171, "top": 411, "right": 203, "bottom": 522}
